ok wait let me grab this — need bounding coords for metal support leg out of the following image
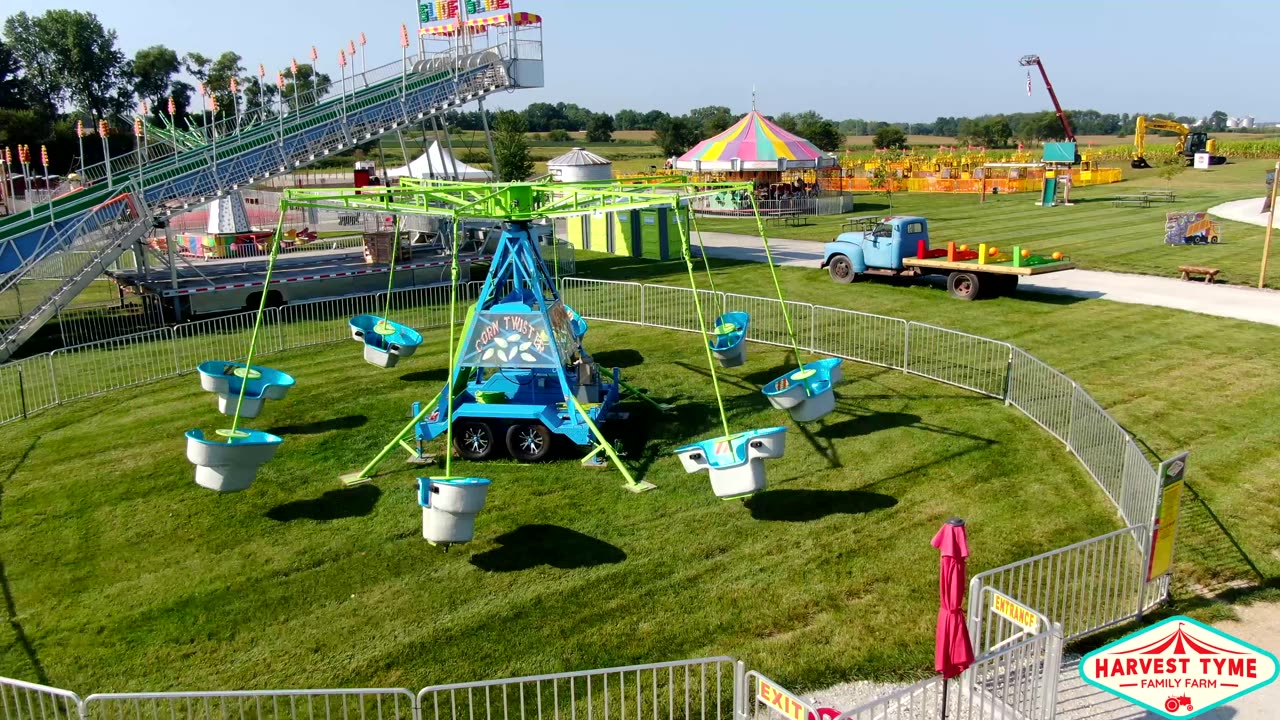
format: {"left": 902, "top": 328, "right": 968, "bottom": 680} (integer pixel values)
{"left": 341, "top": 391, "right": 441, "bottom": 486}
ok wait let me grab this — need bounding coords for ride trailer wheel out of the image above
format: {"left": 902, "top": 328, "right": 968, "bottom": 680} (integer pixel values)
{"left": 947, "top": 271, "right": 983, "bottom": 301}
{"left": 506, "top": 423, "right": 553, "bottom": 462}
{"left": 454, "top": 420, "right": 499, "bottom": 461}
{"left": 828, "top": 255, "right": 856, "bottom": 284}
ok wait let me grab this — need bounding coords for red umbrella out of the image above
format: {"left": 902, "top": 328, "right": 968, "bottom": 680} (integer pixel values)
{"left": 932, "top": 517, "right": 974, "bottom": 718}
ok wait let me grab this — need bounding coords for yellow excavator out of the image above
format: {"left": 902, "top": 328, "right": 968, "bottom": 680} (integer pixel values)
{"left": 1131, "top": 115, "right": 1226, "bottom": 168}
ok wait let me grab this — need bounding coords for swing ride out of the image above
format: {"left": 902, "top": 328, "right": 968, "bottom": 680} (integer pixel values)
{"left": 349, "top": 219, "right": 426, "bottom": 368}
{"left": 184, "top": 174, "right": 845, "bottom": 542}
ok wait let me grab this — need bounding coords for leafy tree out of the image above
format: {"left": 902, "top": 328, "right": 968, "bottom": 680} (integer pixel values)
{"left": 804, "top": 119, "right": 843, "bottom": 152}
{"left": 0, "top": 39, "right": 27, "bottom": 110}
{"left": 556, "top": 102, "right": 590, "bottom": 132}
{"left": 614, "top": 109, "right": 641, "bottom": 131}
{"left": 206, "top": 51, "right": 245, "bottom": 117}
{"left": 1157, "top": 152, "right": 1186, "bottom": 184}
{"left": 240, "top": 75, "right": 277, "bottom": 115}
{"left": 873, "top": 125, "right": 907, "bottom": 150}
{"left": 280, "top": 63, "right": 330, "bottom": 111}
{"left": 653, "top": 116, "right": 698, "bottom": 158}
{"left": 493, "top": 110, "right": 534, "bottom": 181}
{"left": 585, "top": 112, "right": 613, "bottom": 143}
{"left": 546, "top": 128, "right": 571, "bottom": 142}
{"left": 522, "top": 102, "right": 558, "bottom": 132}
{"left": 2, "top": 12, "right": 62, "bottom": 115}
{"left": 130, "top": 45, "right": 181, "bottom": 109}
{"left": 183, "top": 52, "right": 212, "bottom": 83}
{"left": 977, "top": 116, "right": 1013, "bottom": 147}
{"left": 640, "top": 110, "right": 669, "bottom": 129}
{"left": 868, "top": 151, "right": 903, "bottom": 213}
{"left": 687, "top": 105, "right": 733, "bottom": 137}
{"left": 1208, "top": 110, "right": 1228, "bottom": 132}
{"left": 29, "top": 10, "right": 128, "bottom": 119}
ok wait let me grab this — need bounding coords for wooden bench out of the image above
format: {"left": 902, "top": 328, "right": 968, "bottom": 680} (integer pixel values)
{"left": 1179, "top": 265, "right": 1220, "bottom": 283}
{"left": 1112, "top": 195, "right": 1152, "bottom": 208}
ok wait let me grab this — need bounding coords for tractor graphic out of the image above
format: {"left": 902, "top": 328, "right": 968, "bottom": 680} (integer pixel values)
{"left": 1164, "top": 694, "right": 1194, "bottom": 713}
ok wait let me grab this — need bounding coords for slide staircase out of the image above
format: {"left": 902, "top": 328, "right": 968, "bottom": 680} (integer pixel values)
{"left": 0, "top": 45, "right": 539, "bottom": 362}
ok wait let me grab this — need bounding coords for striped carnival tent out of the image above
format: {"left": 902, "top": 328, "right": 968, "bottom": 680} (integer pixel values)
{"left": 675, "top": 111, "right": 838, "bottom": 171}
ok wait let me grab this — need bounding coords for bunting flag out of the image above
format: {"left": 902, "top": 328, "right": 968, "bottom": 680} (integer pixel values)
{"left": 465, "top": 12, "right": 540, "bottom": 29}
{"left": 98, "top": 120, "right": 110, "bottom": 136}
{"left": 134, "top": 117, "right": 143, "bottom": 137}
{"left": 464, "top": 0, "right": 510, "bottom": 13}
{"left": 258, "top": 63, "right": 266, "bottom": 78}
{"left": 168, "top": 97, "right": 176, "bottom": 115}
{"left": 1026, "top": 72, "right": 1032, "bottom": 97}
{"left": 419, "top": 0, "right": 459, "bottom": 22}
{"left": 400, "top": 24, "right": 410, "bottom": 47}
{"left": 310, "top": 46, "right": 318, "bottom": 62}
{"left": 420, "top": 22, "right": 460, "bottom": 36}
{"left": 338, "top": 49, "right": 347, "bottom": 68}
{"left": 359, "top": 31, "right": 366, "bottom": 46}
{"left": 40, "top": 145, "right": 48, "bottom": 166}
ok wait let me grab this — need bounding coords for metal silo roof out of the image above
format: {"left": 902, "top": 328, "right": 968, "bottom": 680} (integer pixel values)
{"left": 547, "top": 147, "right": 612, "bottom": 167}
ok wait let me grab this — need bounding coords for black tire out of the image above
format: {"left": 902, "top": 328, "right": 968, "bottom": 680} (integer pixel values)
{"left": 947, "top": 271, "right": 982, "bottom": 301}
{"left": 454, "top": 420, "right": 499, "bottom": 461}
{"left": 506, "top": 423, "right": 553, "bottom": 462}
{"left": 1210, "top": 235, "right": 1219, "bottom": 244}
{"left": 827, "top": 255, "right": 856, "bottom": 284}
{"left": 1131, "top": 158, "right": 1150, "bottom": 170}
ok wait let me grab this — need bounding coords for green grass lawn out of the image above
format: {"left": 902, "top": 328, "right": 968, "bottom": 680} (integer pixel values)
{"left": 694, "top": 159, "right": 1280, "bottom": 288}
{"left": 0, "top": 320, "right": 1113, "bottom": 692}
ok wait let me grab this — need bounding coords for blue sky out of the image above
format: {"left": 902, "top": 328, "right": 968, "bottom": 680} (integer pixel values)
{"left": 11, "top": 0, "right": 1280, "bottom": 121}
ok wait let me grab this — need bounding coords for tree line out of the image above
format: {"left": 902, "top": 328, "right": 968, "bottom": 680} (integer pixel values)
{"left": 0, "top": 9, "right": 331, "bottom": 173}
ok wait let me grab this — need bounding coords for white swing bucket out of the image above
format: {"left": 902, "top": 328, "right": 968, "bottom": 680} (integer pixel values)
{"left": 185, "top": 429, "right": 282, "bottom": 492}
{"left": 419, "top": 477, "right": 492, "bottom": 545}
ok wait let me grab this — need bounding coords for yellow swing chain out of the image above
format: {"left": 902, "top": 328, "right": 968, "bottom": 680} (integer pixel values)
{"left": 747, "top": 192, "right": 807, "bottom": 372}
{"left": 226, "top": 208, "right": 287, "bottom": 440}
{"left": 377, "top": 216, "right": 403, "bottom": 329}
{"left": 671, "top": 202, "right": 732, "bottom": 441}
{"left": 443, "top": 213, "right": 461, "bottom": 477}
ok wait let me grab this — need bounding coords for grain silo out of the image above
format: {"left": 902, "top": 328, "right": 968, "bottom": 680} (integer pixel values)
{"left": 547, "top": 147, "right": 612, "bottom": 182}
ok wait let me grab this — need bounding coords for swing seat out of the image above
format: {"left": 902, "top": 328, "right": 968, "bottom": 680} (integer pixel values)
{"left": 349, "top": 315, "right": 423, "bottom": 368}
{"left": 762, "top": 362, "right": 841, "bottom": 423}
{"left": 709, "top": 311, "right": 750, "bottom": 368}
{"left": 673, "top": 427, "right": 786, "bottom": 499}
{"left": 564, "top": 304, "right": 588, "bottom": 339}
{"left": 197, "top": 361, "right": 296, "bottom": 418}
{"left": 810, "top": 357, "right": 844, "bottom": 385}
{"left": 418, "top": 477, "right": 492, "bottom": 545}
{"left": 185, "top": 428, "right": 283, "bottom": 493}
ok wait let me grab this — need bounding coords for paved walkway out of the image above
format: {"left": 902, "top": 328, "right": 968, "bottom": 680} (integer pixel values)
{"left": 1210, "top": 197, "right": 1278, "bottom": 229}
{"left": 694, "top": 231, "right": 1280, "bottom": 328}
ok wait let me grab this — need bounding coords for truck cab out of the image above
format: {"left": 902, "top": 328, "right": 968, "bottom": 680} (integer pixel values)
{"left": 822, "top": 216, "right": 930, "bottom": 280}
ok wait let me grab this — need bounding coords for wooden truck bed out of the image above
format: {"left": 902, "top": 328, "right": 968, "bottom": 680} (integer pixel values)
{"left": 903, "top": 257, "right": 1076, "bottom": 275}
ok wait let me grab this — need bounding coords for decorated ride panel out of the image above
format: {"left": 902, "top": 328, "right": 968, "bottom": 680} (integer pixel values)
{"left": 460, "top": 301, "right": 576, "bottom": 368}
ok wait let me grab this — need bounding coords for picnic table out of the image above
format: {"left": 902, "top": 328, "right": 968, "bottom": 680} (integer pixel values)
{"left": 840, "top": 215, "right": 880, "bottom": 233}
{"left": 765, "top": 212, "right": 809, "bottom": 228}
{"left": 1142, "top": 190, "right": 1176, "bottom": 202}
{"left": 1112, "top": 195, "right": 1152, "bottom": 208}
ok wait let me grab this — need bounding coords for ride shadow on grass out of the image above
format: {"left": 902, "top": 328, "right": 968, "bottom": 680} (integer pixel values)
{"left": 744, "top": 489, "right": 897, "bottom": 522}
{"left": 266, "top": 415, "right": 368, "bottom": 435}
{"left": 266, "top": 485, "right": 382, "bottom": 522}
{"left": 470, "top": 525, "right": 625, "bottom": 572}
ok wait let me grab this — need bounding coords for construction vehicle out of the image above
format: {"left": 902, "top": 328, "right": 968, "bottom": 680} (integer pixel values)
{"left": 1131, "top": 115, "right": 1226, "bottom": 168}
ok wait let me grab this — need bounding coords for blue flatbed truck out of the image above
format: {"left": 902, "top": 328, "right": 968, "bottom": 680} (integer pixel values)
{"left": 820, "top": 216, "right": 1075, "bottom": 300}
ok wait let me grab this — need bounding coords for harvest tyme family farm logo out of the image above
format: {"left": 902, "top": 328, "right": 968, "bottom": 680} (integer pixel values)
{"left": 1080, "top": 615, "right": 1278, "bottom": 718}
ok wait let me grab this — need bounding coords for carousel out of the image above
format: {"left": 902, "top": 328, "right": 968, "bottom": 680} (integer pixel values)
{"left": 673, "top": 111, "right": 848, "bottom": 216}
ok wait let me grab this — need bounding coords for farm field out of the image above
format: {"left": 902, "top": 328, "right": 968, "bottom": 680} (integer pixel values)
{"left": 694, "top": 158, "right": 1280, "bottom": 288}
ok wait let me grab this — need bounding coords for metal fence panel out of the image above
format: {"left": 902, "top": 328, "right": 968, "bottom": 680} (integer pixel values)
{"left": 640, "top": 285, "right": 720, "bottom": 336}
{"left": 0, "top": 356, "right": 59, "bottom": 426}
{"left": 174, "top": 312, "right": 275, "bottom": 372}
{"left": 808, "top": 306, "right": 907, "bottom": 370}
{"left": 47, "top": 329, "right": 178, "bottom": 403}
{"left": 82, "top": 689, "right": 416, "bottom": 720}
{"left": 560, "top": 278, "right": 644, "bottom": 326}
{"left": 1066, "top": 387, "right": 1128, "bottom": 511}
{"left": 0, "top": 677, "right": 83, "bottom": 720}
{"left": 1006, "top": 349, "right": 1074, "bottom": 445}
{"left": 720, "top": 294, "right": 811, "bottom": 354}
{"left": 968, "top": 526, "right": 1147, "bottom": 643}
{"left": 417, "top": 658, "right": 736, "bottom": 720}
{"left": 1119, "top": 440, "right": 1161, "bottom": 533}
{"left": 276, "top": 294, "right": 384, "bottom": 352}
{"left": 905, "top": 323, "right": 1010, "bottom": 398}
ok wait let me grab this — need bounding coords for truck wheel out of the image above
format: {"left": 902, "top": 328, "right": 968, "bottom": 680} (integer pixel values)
{"left": 454, "top": 420, "right": 499, "bottom": 461}
{"left": 1210, "top": 235, "right": 1219, "bottom": 244}
{"left": 506, "top": 422, "right": 553, "bottom": 462}
{"left": 827, "top": 255, "right": 856, "bottom": 284}
{"left": 947, "top": 272, "right": 982, "bottom": 301}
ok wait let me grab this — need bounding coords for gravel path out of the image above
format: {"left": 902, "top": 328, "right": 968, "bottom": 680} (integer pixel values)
{"left": 692, "top": 231, "right": 1280, "bottom": 328}
{"left": 1209, "top": 198, "right": 1278, "bottom": 229}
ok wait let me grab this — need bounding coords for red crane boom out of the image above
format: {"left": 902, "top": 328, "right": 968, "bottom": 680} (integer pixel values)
{"left": 1019, "top": 54, "right": 1075, "bottom": 142}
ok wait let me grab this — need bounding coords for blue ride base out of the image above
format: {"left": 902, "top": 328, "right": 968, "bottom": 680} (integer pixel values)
{"left": 350, "top": 315, "right": 424, "bottom": 368}
{"left": 673, "top": 426, "right": 788, "bottom": 499}
{"left": 196, "top": 361, "right": 296, "bottom": 418}
{"left": 412, "top": 222, "right": 621, "bottom": 461}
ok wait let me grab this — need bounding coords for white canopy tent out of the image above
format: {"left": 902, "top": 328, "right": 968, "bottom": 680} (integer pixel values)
{"left": 387, "top": 141, "right": 493, "bottom": 181}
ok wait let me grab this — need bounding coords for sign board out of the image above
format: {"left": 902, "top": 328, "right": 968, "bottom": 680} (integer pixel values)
{"left": 1147, "top": 452, "right": 1188, "bottom": 581}
{"left": 460, "top": 302, "right": 576, "bottom": 369}
{"left": 990, "top": 589, "right": 1041, "bottom": 633}
{"left": 756, "top": 679, "right": 808, "bottom": 720}
{"left": 1164, "top": 213, "right": 1220, "bottom": 245}
{"left": 1193, "top": 153, "right": 1211, "bottom": 170}
{"left": 1042, "top": 141, "right": 1078, "bottom": 164}
{"left": 1265, "top": 171, "right": 1275, "bottom": 214}
{"left": 1080, "top": 615, "right": 1278, "bottom": 718}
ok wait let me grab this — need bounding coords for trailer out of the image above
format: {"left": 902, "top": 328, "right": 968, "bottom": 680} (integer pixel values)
{"left": 820, "top": 216, "right": 1075, "bottom": 300}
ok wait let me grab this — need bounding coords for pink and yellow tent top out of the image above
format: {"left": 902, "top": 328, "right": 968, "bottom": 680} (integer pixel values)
{"left": 675, "top": 111, "right": 837, "bottom": 171}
